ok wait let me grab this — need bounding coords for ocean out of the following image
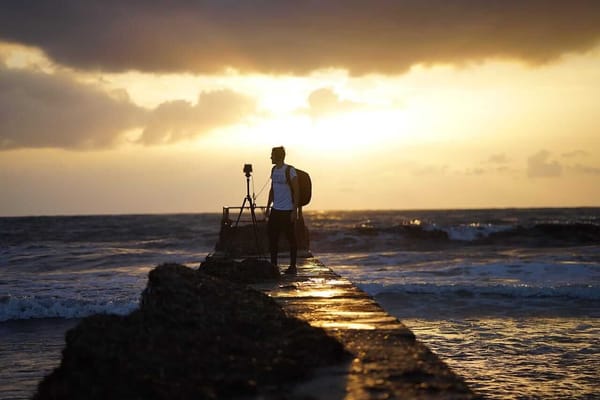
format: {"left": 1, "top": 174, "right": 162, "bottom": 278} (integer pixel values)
{"left": 1, "top": 209, "right": 599, "bottom": 399}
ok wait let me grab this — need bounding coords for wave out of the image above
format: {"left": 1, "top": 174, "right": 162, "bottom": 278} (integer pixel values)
{"left": 0, "top": 266, "right": 149, "bottom": 322}
{"left": 358, "top": 282, "right": 600, "bottom": 300}
{"left": 480, "top": 223, "right": 600, "bottom": 245}
{"left": 0, "top": 214, "right": 220, "bottom": 247}
{"left": 310, "top": 222, "right": 600, "bottom": 252}
{"left": 319, "top": 248, "right": 600, "bottom": 304}
{"left": 2, "top": 211, "right": 599, "bottom": 256}
{"left": 0, "top": 294, "right": 139, "bottom": 322}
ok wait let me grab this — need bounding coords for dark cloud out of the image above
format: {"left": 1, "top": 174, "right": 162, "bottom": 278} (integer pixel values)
{"left": 0, "top": 66, "right": 144, "bottom": 149}
{"left": 139, "top": 90, "right": 256, "bottom": 144}
{"left": 1, "top": 1, "right": 599, "bottom": 75}
{"left": 0, "top": 67, "right": 257, "bottom": 150}
{"left": 527, "top": 150, "right": 562, "bottom": 178}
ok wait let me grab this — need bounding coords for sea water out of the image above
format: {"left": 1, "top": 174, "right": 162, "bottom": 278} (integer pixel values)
{"left": 1, "top": 209, "right": 599, "bottom": 399}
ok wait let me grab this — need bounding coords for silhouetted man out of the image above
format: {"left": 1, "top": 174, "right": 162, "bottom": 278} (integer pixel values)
{"left": 266, "top": 146, "right": 299, "bottom": 274}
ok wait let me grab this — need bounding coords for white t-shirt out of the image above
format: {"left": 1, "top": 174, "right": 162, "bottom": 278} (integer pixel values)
{"left": 271, "top": 164, "right": 297, "bottom": 210}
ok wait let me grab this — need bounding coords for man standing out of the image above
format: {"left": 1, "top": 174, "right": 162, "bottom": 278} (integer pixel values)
{"left": 266, "top": 146, "right": 299, "bottom": 274}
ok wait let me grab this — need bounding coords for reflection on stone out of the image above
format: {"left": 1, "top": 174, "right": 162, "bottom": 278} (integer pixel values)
{"left": 259, "top": 258, "right": 480, "bottom": 398}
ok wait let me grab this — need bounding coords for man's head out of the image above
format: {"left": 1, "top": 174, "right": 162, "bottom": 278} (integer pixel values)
{"left": 271, "top": 146, "right": 286, "bottom": 165}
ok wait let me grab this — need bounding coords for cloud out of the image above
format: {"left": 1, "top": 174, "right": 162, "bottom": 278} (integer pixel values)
{"left": 1, "top": 1, "right": 599, "bottom": 75}
{"left": 464, "top": 168, "right": 486, "bottom": 176}
{"left": 569, "top": 163, "right": 600, "bottom": 175}
{"left": 303, "top": 88, "right": 360, "bottom": 118}
{"left": 485, "top": 153, "right": 510, "bottom": 164}
{"left": 561, "top": 150, "right": 589, "bottom": 158}
{"left": 0, "top": 66, "right": 144, "bottom": 150}
{"left": 527, "top": 150, "right": 562, "bottom": 178}
{"left": 0, "top": 66, "right": 257, "bottom": 150}
{"left": 527, "top": 150, "right": 600, "bottom": 178}
{"left": 412, "top": 164, "right": 448, "bottom": 177}
{"left": 139, "top": 90, "right": 257, "bottom": 144}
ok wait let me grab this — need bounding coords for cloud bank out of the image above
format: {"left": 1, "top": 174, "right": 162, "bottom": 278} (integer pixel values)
{"left": 0, "top": 67, "right": 257, "bottom": 150}
{"left": 1, "top": 1, "right": 599, "bottom": 75}
{"left": 0, "top": 67, "right": 144, "bottom": 149}
{"left": 139, "top": 90, "right": 256, "bottom": 145}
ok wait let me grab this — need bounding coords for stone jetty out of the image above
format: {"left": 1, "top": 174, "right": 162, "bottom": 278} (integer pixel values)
{"left": 34, "top": 257, "right": 480, "bottom": 399}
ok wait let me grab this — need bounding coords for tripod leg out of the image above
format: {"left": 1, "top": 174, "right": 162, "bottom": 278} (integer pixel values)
{"left": 235, "top": 197, "right": 248, "bottom": 228}
{"left": 249, "top": 200, "right": 264, "bottom": 259}
{"left": 231, "top": 174, "right": 265, "bottom": 259}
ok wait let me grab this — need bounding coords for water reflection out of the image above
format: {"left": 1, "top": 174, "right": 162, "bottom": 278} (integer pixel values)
{"left": 401, "top": 316, "right": 599, "bottom": 399}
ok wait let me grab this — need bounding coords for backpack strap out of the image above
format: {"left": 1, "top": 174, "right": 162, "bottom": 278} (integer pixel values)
{"left": 285, "top": 165, "right": 302, "bottom": 214}
{"left": 285, "top": 165, "right": 291, "bottom": 186}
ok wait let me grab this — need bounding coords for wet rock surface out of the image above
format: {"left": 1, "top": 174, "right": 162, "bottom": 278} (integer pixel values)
{"left": 258, "top": 259, "right": 480, "bottom": 399}
{"left": 200, "top": 257, "right": 280, "bottom": 283}
{"left": 34, "top": 263, "right": 349, "bottom": 399}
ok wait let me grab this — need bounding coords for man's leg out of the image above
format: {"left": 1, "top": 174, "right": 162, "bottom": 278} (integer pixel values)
{"left": 268, "top": 211, "right": 280, "bottom": 266}
{"left": 285, "top": 215, "right": 297, "bottom": 272}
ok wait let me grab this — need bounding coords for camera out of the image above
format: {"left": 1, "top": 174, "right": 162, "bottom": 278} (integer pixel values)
{"left": 243, "top": 163, "right": 253, "bottom": 176}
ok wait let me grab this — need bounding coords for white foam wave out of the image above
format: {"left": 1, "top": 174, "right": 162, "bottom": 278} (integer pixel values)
{"left": 425, "top": 223, "right": 513, "bottom": 241}
{"left": 0, "top": 266, "right": 150, "bottom": 322}
{"left": 0, "top": 295, "right": 138, "bottom": 322}
{"left": 319, "top": 249, "right": 600, "bottom": 301}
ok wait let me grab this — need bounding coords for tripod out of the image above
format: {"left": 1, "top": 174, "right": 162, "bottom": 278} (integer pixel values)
{"left": 234, "top": 169, "right": 264, "bottom": 258}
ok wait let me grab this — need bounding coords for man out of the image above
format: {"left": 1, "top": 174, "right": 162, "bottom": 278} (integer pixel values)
{"left": 266, "top": 146, "right": 299, "bottom": 274}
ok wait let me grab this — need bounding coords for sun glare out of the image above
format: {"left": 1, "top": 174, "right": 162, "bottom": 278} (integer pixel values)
{"left": 309, "top": 111, "right": 404, "bottom": 150}
{"left": 218, "top": 107, "right": 406, "bottom": 158}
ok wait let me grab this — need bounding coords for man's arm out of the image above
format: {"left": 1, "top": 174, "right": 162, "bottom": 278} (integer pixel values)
{"left": 266, "top": 186, "right": 273, "bottom": 217}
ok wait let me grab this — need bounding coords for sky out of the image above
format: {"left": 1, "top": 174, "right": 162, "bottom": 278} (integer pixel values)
{"left": 1, "top": 0, "right": 600, "bottom": 216}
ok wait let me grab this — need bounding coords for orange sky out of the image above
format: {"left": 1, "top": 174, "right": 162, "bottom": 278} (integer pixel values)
{"left": 1, "top": 1, "right": 599, "bottom": 216}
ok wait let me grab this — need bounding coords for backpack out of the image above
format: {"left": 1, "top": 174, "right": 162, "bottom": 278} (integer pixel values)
{"left": 288, "top": 166, "right": 311, "bottom": 207}
{"left": 272, "top": 165, "right": 312, "bottom": 207}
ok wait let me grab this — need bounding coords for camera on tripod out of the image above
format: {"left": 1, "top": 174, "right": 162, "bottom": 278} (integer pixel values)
{"left": 230, "top": 162, "right": 262, "bottom": 256}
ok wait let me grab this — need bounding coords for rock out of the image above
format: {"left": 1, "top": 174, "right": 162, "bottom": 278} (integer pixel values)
{"left": 34, "top": 263, "right": 349, "bottom": 400}
{"left": 199, "top": 257, "right": 280, "bottom": 283}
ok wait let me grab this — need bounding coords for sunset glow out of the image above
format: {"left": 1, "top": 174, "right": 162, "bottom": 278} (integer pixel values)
{"left": 1, "top": 2, "right": 600, "bottom": 215}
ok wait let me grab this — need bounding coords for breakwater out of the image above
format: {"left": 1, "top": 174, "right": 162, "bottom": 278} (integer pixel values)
{"left": 34, "top": 258, "right": 478, "bottom": 399}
